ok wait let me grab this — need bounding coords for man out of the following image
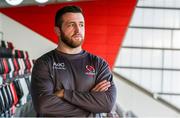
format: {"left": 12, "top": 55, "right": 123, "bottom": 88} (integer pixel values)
{"left": 31, "top": 5, "right": 116, "bottom": 117}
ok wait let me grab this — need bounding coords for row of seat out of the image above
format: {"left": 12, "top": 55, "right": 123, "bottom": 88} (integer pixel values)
{"left": 0, "top": 77, "right": 31, "bottom": 117}
{"left": 14, "top": 50, "right": 29, "bottom": 59}
{"left": 0, "top": 82, "right": 17, "bottom": 117}
{"left": 0, "top": 40, "right": 14, "bottom": 50}
{"left": 0, "top": 58, "right": 33, "bottom": 84}
{"left": 0, "top": 39, "right": 33, "bottom": 117}
{"left": 0, "top": 47, "right": 29, "bottom": 59}
{"left": 0, "top": 47, "right": 12, "bottom": 58}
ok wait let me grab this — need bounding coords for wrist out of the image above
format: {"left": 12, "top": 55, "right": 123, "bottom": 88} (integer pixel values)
{"left": 60, "top": 89, "right": 64, "bottom": 98}
{"left": 55, "top": 89, "right": 64, "bottom": 98}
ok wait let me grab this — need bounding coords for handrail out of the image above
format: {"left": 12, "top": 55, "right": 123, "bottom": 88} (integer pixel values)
{"left": 157, "top": 92, "right": 180, "bottom": 96}
{"left": 121, "top": 46, "right": 180, "bottom": 51}
{"left": 114, "top": 66, "right": 180, "bottom": 72}
{"left": 136, "top": 6, "right": 180, "bottom": 11}
{"left": 129, "top": 26, "right": 180, "bottom": 30}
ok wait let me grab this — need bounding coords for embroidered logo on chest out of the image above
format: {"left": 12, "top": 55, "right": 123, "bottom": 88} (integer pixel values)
{"left": 53, "top": 62, "right": 66, "bottom": 70}
{"left": 85, "top": 65, "right": 96, "bottom": 77}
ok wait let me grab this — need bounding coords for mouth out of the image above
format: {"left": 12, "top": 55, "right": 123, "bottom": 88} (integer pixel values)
{"left": 72, "top": 34, "right": 82, "bottom": 40}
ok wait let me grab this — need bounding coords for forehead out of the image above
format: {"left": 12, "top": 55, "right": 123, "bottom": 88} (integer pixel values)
{"left": 62, "top": 13, "right": 84, "bottom": 22}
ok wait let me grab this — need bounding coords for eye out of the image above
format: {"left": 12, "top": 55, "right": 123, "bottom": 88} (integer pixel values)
{"left": 67, "top": 23, "right": 75, "bottom": 27}
{"left": 79, "top": 23, "right": 84, "bottom": 27}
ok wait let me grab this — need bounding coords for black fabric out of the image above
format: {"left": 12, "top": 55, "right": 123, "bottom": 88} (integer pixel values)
{"left": 0, "top": 86, "right": 5, "bottom": 114}
{"left": 14, "top": 50, "right": 23, "bottom": 58}
{"left": 13, "top": 79, "right": 24, "bottom": 102}
{"left": 0, "top": 47, "right": 12, "bottom": 58}
{"left": 1, "top": 40, "right": 6, "bottom": 48}
{"left": 1, "top": 85, "right": 9, "bottom": 111}
{"left": 20, "top": 51, "right": 24, "bottom": 59}
{"left": 6, "top": 58, "right": 11, "bottom": 74}
{"left": 31, "top": 49, "right": 116, "bottom": 117}
{"left": 0, "top": 59, "right": 4, "bottom": 74}
{"left": 5, "top": 84, "right": 13, "bottom": 108}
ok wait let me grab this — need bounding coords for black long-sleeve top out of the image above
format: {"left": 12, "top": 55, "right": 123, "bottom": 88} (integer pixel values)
{"left": 31, "top": 49, "right": 116, "bottom": 117}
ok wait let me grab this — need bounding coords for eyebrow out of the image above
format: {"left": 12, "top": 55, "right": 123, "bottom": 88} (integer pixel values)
{"left": 67, "top": 21, "right": 84, "bottom": 23}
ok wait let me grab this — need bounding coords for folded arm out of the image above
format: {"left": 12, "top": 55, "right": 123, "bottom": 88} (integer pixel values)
{"left": 55, "top": 59, "right": 117, "bottom": 113}
{"left": 57, "top": 79, "right": 116, "bottom": 113}
{"left": 31, "top": 59, "right": 89, "bottom": 116}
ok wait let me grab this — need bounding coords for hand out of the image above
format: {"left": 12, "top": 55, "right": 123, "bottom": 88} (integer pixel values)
{"left": 91, "top": 80, "right": 111, "bottom": 92}
{"left": 54, "top": 89, "right": 64, "bottom": 98}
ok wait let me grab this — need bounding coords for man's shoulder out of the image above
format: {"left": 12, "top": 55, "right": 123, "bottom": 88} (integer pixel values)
{"left": 35, "top": 50, "right": 55, "bottom": 63}
{"left": 86, "top": 51, "right": 107, "bottom": 63}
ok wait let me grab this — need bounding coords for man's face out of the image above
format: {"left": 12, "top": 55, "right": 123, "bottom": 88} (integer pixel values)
{"left": 59, "top": 13, "right": 85, "bottom": 48}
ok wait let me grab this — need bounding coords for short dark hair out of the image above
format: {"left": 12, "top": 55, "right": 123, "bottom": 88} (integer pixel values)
{"left": 55, "top": 5, "right": 83, "bottom": 27}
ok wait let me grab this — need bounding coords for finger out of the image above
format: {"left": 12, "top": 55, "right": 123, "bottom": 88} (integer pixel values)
{"left": 99, "top": 84, "right": 111, "bottom": 92}
{"left": 92, "top": 80, "right": 107, "bottom": 91}
{"left": 96, "top": 80, "right": 107, "bottom": 87}
{"left": 93, "top": 81, "right": 110, "bottom": 91}
{"left": 96, "top": 82, "right": 111, "bottom": 91}
{"left": 100, "top": 87, "right": 108, "bottom": 92}
{"left": 54, "top": 89, "right": 64, "bottom": 97}
{"left": 92, "top": 81, "right": 109, "bottom": 91}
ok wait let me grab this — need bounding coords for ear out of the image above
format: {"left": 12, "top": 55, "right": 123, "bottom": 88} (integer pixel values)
{"left": 54, "top": 26, "right": 61, "bottom": 36}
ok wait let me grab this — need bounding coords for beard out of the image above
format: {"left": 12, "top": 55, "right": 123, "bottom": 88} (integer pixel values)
{"left": 60, "top": 31, "right": 84, "bottom": 48}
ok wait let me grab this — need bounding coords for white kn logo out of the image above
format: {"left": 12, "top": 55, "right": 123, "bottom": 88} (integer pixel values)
{"left": 53, "top": 62, "right": 66, "bottom": 70}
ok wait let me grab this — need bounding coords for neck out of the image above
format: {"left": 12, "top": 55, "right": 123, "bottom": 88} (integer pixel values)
{"left": 56, "top": 42, "right": 82, "bottom": 54}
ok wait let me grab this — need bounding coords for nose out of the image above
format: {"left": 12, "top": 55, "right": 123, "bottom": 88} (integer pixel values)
{"left": 75, "top": 25, "right": 81, "bottom": 33}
